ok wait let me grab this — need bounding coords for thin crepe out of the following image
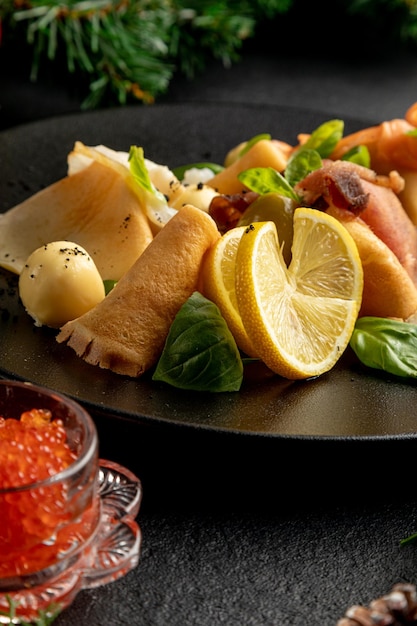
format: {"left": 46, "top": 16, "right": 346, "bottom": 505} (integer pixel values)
{"left": 57, "top": 204, "right": 221, "bottom": 378}
{"left": 0, "top": 160, "right": 153, "bottom": 280}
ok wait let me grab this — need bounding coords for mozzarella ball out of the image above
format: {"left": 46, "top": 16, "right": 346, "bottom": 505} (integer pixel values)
{"left": 19, "top": 241, "right": 105, "bottom": 328}
{"left": 182, "top": 167, "right": 216, "bottom": 185}
{"left": 146, "top": 159, "right": 182, "bottom": 198}
{"left": 169, "top": 183, "right": 219, "bottom": 213}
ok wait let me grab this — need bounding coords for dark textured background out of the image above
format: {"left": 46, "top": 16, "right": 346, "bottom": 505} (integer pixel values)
{"left": 2, "top": 4, "right": 417, "bottom": 129}
{"left": 2, "top": 12, "right": 417, "bottom": 625}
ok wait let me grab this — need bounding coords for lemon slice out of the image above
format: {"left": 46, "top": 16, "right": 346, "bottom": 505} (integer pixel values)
{"left": 235, "top": 209, "right": 364, "bottom": 379}
{"left": 201, "top": 226, "right": 257, "bottom": 357}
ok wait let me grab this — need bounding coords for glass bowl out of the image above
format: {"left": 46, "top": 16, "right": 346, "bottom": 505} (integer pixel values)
{"left": 0, "top": 379, "right": 142, "bottom": 623}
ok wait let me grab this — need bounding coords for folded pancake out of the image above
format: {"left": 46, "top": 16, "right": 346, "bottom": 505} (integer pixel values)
{"left": 330, "top": 106, "right": 417, "bottom": 175}
{"left": 325, "top": 205, "right": 417, "bottom": 319}
{"left": 294, "top": 160, "right": 417, "bottom": 319}
{"left": 0, "top": 160, "right": 153, "bottom": 281}
{"left": 328, "top": 104, "right": 417, "bottom": 225}
{"left": 68, "top": 141, "right": 178, "bottom": 234}
{"left": 57, "top": 204, "right": 221, "bottom": 377}
{"left": 207, "top": 139, "right": 290, "bottom": 195}
{"left": 396, "top": 170, "right": 417, "bottom": 227}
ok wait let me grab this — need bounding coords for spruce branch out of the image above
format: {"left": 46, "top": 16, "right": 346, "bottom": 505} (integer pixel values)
{"left": 11, "top": 0, "right": 177, "bottom": 107}
{"left": 1, "top": 0, "right": 292, "bottom": 109}
{"left": 2, "top": 0, "right": 417, "bottom": 111}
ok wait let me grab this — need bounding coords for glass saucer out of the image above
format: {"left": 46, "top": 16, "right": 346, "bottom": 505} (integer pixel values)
{"left": 82, "top": 459, "right": 142, "bottom": 588}
{"left": 0, "top": 459, "right": 142, "bottom": 623}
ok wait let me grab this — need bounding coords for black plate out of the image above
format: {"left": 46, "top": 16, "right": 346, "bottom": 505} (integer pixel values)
{"left": 2, "top": 102, "right": 417, "bottom": 444}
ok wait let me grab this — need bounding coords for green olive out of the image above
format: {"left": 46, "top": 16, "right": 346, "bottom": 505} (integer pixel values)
{"left": 238, "top": 193, "right": 297, "bottom": 266}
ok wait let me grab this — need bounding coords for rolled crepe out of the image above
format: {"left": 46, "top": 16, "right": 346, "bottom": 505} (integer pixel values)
{"left": 326, "top": 205, "right": 417, "bottom": 319}
{"left": 57, "top": 204, "right": 221, "bottom": 377}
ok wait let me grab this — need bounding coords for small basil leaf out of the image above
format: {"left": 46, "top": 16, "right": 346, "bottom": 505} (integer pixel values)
{"left": 400, "top": 530, "right": 417, "bottom": 546}
{"left": 172, "top": 162, "right": 224, "bottom": 180}
{"left": 285, "top": 148, "right": 322, "bottom": 188}
{"left": 239, "top": 133, "right": 272, "bottom": 157}
{"left": 129, "top": 146, "right": 156, "bottom": 195}
{"left": 341, "top": 145, "right": 371, "bottom": 168}
{"left": 350, "top": 316, "right": 417, "bottom": 378}
{"left": 238, "top": 167, "right": 299, "bottom": 201}
{"left": 103, "top": 279, "right": 117, "bottom": 295}
{"left": 153, "top": 292, "right": 243, "bottom": 392}
{"left": 129, "top": 145, "right": 175, "bottom": 226}
{"left": 302, "top": 119, "right": 344, "bottom": 158}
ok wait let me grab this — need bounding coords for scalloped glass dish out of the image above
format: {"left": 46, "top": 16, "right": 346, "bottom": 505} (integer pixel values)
{"left": 0, "top": 380, "right": 142, "bottom": 624}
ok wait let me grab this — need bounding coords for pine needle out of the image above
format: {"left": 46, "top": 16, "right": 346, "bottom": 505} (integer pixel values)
{"left": 2, "top": 0, "right": 417, "bottom": 109}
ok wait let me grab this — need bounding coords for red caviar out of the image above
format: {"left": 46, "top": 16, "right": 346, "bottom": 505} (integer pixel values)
{"left": 0, "top": 409, "right": 81, "bottom": 577}
{"left": 0, "top": 409, "right": 76, "bottom": 489}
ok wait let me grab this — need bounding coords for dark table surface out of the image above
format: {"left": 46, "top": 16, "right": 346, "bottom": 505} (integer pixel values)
{"left": 2, "top": 20, "right": 417, "bottom": 626}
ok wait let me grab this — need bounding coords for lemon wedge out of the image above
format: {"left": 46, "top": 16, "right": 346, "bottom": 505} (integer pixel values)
{"left": 201, "top": 226, "right": 257, "bottom": 357}
{"left": 235, "top": 209, "right": 364, "bottom": 379}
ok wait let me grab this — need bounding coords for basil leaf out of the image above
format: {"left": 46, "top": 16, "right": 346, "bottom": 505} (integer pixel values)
{"left": 103, "top": 279, "right": 117, "bottom": 295}
{"left": 302, "top": 119, "right": 344, "bottom": 158}
{"left": 238, "top": 167, "right": 299, "bottom": 201}
{"left": 285, "top": 148, "right": 322, "bottom": 188}
{"left": 350, "top": 316, "right": 417, "bottom": 378}
{"left": 128, "top": 146, "right": 156, "bottom": 195}
{"left": 172, "top": 162, "right": 224, "bottom": 181}
{"left": 128, "top": 145, "right": 176, "bottom": 226}
{"left": 152, "top": 292, "right": 243, "bottom": 392}
{"left": 341, "top": 145, "right": 371, "bottom": 168}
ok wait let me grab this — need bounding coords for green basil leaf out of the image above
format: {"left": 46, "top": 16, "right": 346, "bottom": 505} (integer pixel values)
{"left": 172, "top": 162, "right": 224, "bottom": 180}
{"left": 152, "top": 292, "right": 243, "bottom": 392}
{"left": 285, "top": 148, "right": 322, "bottom": 188}
{"left": 238, "top": 167, "right": 299, "bottom": 201}
{"left": 239, "top": 133, "right": 272, "bottom": 157}
{"left": 302, "top": 119, "right": 344, "bottom": 158}
{"left": 128, "top": 145, "right": 176, "bottom": 226}
{"left": 341, "top": 145, "right": 371, "bottom": 167}
{"left": 128, "top": 146, "right": 155, "bottom": 195}
{"left": 103, "top": 279, "right": 117, "bottom": 295}
{"left": 350, "top": 316, "right": 417, "bottom": 378}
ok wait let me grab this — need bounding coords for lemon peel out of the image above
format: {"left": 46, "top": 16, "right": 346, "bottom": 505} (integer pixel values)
{"left": 235, "top": 209, "right": 364, "bottom": 379}
{"left": 201, "top": 226, "right": 257, "bottom": 357}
